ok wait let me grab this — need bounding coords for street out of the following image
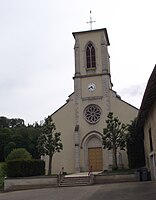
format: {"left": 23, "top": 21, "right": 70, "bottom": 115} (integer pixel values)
{"left": 0, "top": 181, "right": 156, "bottom": 200}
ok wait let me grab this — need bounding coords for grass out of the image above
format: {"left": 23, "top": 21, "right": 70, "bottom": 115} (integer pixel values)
{"left": 100, "top": 168, "right": 134, "bottom": 175}
{"left": 0, "top": 162, "right": 7, "bottom": 189}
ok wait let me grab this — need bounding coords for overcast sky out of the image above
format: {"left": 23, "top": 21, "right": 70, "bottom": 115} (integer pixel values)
{"left": 0, "top": 0, "right": 156, "bottom": 124}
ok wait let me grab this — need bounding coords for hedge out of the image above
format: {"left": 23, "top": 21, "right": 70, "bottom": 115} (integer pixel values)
{"left": 7, "top": 159, "right": 45, "bottom": 177}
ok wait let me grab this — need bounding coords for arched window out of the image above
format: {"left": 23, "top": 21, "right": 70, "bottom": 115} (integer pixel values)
{"left": 86, "top": 42, "right": 96, "bottom": 68}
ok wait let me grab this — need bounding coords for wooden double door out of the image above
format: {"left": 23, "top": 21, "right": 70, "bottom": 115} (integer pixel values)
{"left": 88, "top": 147, "right": 103, "bottom": 171}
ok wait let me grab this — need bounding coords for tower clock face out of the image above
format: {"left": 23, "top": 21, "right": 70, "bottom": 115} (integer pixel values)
{"left": 88, "top": 83, "right": 96, "bottom": 92}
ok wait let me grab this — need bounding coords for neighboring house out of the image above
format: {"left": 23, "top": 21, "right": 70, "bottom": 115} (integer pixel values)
{"left": 137, "top": 65, "right": 156, "bottom": 180}
{"left": 44, "top": 28, "right": 138, "bottom": 174}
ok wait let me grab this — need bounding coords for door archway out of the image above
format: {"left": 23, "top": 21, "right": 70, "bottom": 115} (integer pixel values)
{"left": 87, "top": 137, "right": 103, "bottom": 171}
{"left": 81, "top": 132, "right": 103, "bottom": 172}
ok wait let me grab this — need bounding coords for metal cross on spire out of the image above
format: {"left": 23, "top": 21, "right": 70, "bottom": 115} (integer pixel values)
{"left": 86, "top": 10, "right": 96, "bottom": 30}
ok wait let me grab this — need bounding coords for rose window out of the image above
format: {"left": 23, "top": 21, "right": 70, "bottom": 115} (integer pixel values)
{"left": 84, "top": 104, "right": 101, "bottom": 124}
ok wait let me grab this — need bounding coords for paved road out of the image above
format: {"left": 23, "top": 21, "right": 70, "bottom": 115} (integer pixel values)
{"left": 0, "top": 181, "right": 156, "bottom": 200}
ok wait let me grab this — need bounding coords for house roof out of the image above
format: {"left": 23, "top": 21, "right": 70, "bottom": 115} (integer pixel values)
{"left": 137, "top": 65, "right": 156, "bottom": 127}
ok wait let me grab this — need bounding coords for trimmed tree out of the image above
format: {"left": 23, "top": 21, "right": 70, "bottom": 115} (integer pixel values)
{"left": 37, "top": 116, "right": 63, "bottom": 175}
{"left": 102, "top": 112, "right": 127, "bottom": 169}
{"left": 6, "top": 148, "right": 32, "bottom": 161}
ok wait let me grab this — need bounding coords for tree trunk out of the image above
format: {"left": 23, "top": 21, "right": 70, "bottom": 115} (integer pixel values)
{"left": 48, "top": 154, "right": 53, "bottom": 175}
{"left": 112, "top": 146, "right": 117, "bottom": 169}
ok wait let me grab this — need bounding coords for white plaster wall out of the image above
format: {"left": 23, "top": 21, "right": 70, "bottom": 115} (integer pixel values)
{"left": 110, "top": 90, "right": 138, "bottom": 168}
{"left": 44, "top": 95, "right": 75, "bottom": 175}
{"left": 110, "top": 90, "right": 138, "bottom": 124}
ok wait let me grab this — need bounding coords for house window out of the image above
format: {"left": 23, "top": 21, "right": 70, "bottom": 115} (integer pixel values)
{"left": 86, "top": 42, "right": 96, "bottom": 69}
{"left": 149, "top": 128, "right": 153, "bottom": 152}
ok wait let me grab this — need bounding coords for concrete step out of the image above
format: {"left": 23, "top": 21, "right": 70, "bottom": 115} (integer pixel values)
{"left": 59, "top": 176, "right": 92, "bottom": 187}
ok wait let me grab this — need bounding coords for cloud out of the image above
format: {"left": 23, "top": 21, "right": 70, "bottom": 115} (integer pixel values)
{"left": 117, "top": 83, "right": 147, "bottom": 108}
{"left": 120, "top": 84, "right": 145, "bottom": 97}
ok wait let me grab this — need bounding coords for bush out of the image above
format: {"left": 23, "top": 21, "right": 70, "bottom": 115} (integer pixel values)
{"left": 6, "top": 148, "right": 32, "bottom": 162}
{"left": 0, "top": 163, "right": 7, "bottom": 188}
{"left": 7, "top": 159, "right": 45, "bottom": 177}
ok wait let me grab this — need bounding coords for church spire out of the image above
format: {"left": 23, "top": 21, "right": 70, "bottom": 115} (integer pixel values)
{"left": 86, "top": 10, "right": 96, "bottom": 30}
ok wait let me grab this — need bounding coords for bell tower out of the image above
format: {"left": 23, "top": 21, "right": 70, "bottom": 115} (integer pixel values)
{"left": 73, "top": 29, "right": 112, "bottom": 101}
{"left": 72, "top": 29, "right": 112, "bottom": 172}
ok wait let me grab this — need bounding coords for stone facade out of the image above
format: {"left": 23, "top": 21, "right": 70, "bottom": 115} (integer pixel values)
{"left": 44, "top": 28, "right": 138, "bottom": 174}
{"left": 4, "top": 176, "right": 58, "bottom": 191}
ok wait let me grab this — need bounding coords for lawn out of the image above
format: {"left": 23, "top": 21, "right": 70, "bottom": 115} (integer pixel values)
{"left": 99, "top": 168, "right": 134, "bottom": 175}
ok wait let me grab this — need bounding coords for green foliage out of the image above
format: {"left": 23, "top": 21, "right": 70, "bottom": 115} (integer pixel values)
{"left": 26, "top": 124, "right": 42, "bottom": 158}
{"left": 0, "top": 116, "right": 42, "bottom": 162}
{"left": 0, "top": 130, "right": 12, "bottom": 161}
{"left": 11, "top": 134, "right": 26, "bottom": 148}
{"left": 0, "top": 116, "right": 24, "bottom": 129}
{"left": 0, "top": 117, "right": 10, "bottom": 129}
{"left": 127, "top": 119, "right": 145, "bottom": 169}
{"left": 6, "top": 148, "right": 32, "bottom": 162}
{"left": 37, "top": 116, "right": 63, "bottom": 175}
{"left": 7, "top": 159, "right": 45, "bottom": 177}
{"left": 0, "top": 163, "right": 7, "bottom": 188}
{"left": 4, "top": 142, "right": 16, "bottom": 158}
{"left": 9, "top": 118, "right": 25, "bottom": 128}
{"left": 101, "top": 168, "right": 133, "bottom": 175}
{"left": 102, "top": 112, "right": 127, "bottom": 168}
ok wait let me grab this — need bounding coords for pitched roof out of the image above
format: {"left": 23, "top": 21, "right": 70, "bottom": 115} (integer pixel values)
{"left": 137, "top": 65, "right": 156, "bottom": 127}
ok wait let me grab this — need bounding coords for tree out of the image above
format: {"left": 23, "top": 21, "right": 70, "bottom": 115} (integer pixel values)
{"left": 0, "top": 117, "right": 9, "bottom": 129}
{"left": 26, "top": 125, "right": 42, "bottom": 159}
{"left": 127, "top": 119, "right": 145, "bottom": 169}
{"left": 4, "top": 141, "right": 16, "bottom": 158}
{"left": 0, "top": 116, "right": 25, "bottom": 129}
{"left": 9, "top": 118, "right": 25, "bottom": 128}
{"left": 0, "top": 116, "right": 42, "bottom": 161}
{"left": 37, "top": 116, "right": 63, "bottom": 175}
{"left": 102, "top": 112, "right": 127, "bottom": 169}
{"left": 6, "top": 148, "right": 32, "bottom": 161}
{"left": 0, "top": 129, "right": 12, "bottom": 161}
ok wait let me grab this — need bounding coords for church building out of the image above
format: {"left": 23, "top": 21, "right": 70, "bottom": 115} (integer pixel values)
{"left": 45, "top": 28, "right": 138, "bottom": 174}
